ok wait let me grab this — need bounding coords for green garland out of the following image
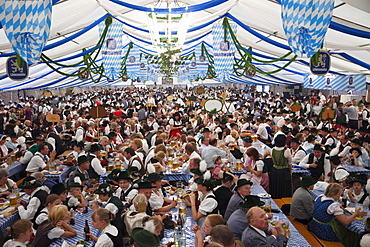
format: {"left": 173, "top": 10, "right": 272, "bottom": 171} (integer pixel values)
{"left": 39, "top": 16, "right": 113, "bottom": 82}
{"left": 221, "top": 17, "right": 298, "bottom": 75}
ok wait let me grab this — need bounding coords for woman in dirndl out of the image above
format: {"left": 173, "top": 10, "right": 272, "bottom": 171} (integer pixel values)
{"left": 169, "top": 112, "right": 183, "bottom": 138}
{"left": 269, "top": 134, "right": 292, "bottom": 199}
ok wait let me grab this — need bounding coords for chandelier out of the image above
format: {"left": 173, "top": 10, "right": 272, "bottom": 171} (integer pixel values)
{"left": 147, "top": 0, "right": 191, "bottom": 52}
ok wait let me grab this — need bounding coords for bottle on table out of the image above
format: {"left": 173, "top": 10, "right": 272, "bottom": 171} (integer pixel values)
{"left": 179, "top": 227, "right": 186, "bottom": 247}
{"left": 84, "top": 220, "right": 90, "bottom": 241}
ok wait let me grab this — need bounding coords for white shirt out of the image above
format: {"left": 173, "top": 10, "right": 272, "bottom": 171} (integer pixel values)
{"left": 18, "top": 187, "right": 42, "bottom": 220}
{"left": 91, "top": 155, "right": 106, "bottom": 175}
{"left": 299, "top": 153, "right": 331, "bottom": 181}
{"left": 75, "top": 126, "right": 84, "bottom": 142}
{"left": 95, "top": 224, "right": 118, "bottom": 247}
{"left": 198, "top": 192, "right": 218, "bottom": 216}
{"left": 149, "top": 189, "right": 165, "bottom": 210}
{"left": 26, "top": 152, "right": 47, "bottom": 172}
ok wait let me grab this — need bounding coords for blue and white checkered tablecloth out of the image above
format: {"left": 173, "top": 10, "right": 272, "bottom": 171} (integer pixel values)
{"left": 162, "top": 207, "right": 196, "bottom": 246}
{"left": 50, "top": 208, "right": 101, "bottom": 247}
{"left": 232, "top": 169, "right": 310, "bottom": 176}
{"left": 309, "top": 189, "right": 325, "bottom": 200}
{"left": 344, "top": 165, "right": 370, "bottom": 174}
{"left": 45, "top": 166, "right": 75, "bottom": 183}
{"left": 163, "top": 172, "right": 191, "bottom": 182}
{"left": 252, "top": 185, "right": 311, "bottom": 247}
{"left": 7, "top": 161, "right": 25, "bottom": 177}
{"left": 0, "top": 211, "right": 20, "bottom": 237}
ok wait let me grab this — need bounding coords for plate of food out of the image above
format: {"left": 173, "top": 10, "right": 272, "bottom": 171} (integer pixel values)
{"left": 51, "top": 171, "right": 60, "bottom": 174}
{"left": 0, "top": 202, "right": 9, "bottom": 210}
{"left": 257, "top": 193, "right": 271, "bottom": 199}
{"left": 2, "top": 207, "right": 16, "bottom": 217}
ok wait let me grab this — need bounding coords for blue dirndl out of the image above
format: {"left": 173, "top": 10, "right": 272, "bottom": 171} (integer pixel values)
{"left": 309, "top": 196, "right": 339, "bottom": 241}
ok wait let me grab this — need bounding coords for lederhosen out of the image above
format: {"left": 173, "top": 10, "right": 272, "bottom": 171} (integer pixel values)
{"left": 107, "top": 196, "right": 125, "bottom": 234}
{"left": 129, "top": 156, "right": 145, "bottom": 176}
{"left": 308, "top": 153, "right": 325, "bottom": 181}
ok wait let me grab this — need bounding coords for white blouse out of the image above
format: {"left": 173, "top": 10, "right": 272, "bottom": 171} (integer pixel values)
{"left": 149, "top": 189, "right": 165, "bottom": 210}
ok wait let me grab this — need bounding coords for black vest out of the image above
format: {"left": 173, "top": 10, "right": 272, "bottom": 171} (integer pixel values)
{"left": 48, "top": 132, "right": 66, "bottom": 156}
{"left": 106, "top": 231, "right": 124, "bottom": 247}
{"left": 32, "top": 221, "right": 55, "bottom": 247}
{"left": 87, "top": 156, "right": 100, "bottom": 179}
{"left": 25, "top": 189, "right": 48, "bottom": 225}
{"left": 108, "top": 196, "right": 125, "bottom": 232}
{"left": 145, "top": 132, "right": 155, "bottom": 148}
{"left": 308, "top": 153, "right": 325, "bottom": 181}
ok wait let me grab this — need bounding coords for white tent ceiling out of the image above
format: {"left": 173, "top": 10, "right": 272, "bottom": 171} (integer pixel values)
{"left": 0, "top": 0, "right": 369, "bottom": 91}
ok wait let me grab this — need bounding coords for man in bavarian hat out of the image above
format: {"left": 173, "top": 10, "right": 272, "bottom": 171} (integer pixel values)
{"left": 227, "top": 195, "right": 266, "bottom": 240}
{"left": 92, "top": 183, "right": 125, "bottom": 234}
{"left": 290, "top": 176, "right": 317, "bottom": 224}
{"left": 131, "top": 227, "right": 160, "bottom": 247}
{"left": 299, "top": 144, "right": 331, "bottom": 181}
{"left": 16, "top": 176, "right": 48, "bottom": 222}
{"left": 224, "top": 179, "right": 253, "bottom": 221}
{"left": 69, "top": 155, "right": 97, "bottom": 192}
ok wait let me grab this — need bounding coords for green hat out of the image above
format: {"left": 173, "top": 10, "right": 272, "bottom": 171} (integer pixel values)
{"left": 349, "top": 179, "right": 366, "bottom": 185}
{"left": 131, "top": 227, "right": 160, "bottom": 247}
{"left": 300, "top": 176, "right": 317, "bottom": 187}
{"left": 50, "top": 183, "right": 67, "bottom": 195}
{"left": 68, "top": 182, "right": 83, "bottom": 189}
{"left": 190, "top": 168, "right": 204, "bottom": 176}
{"left": 127, "top": 166, "right": 141, "bottom": 177}
{"left": 94, "top": 183, "right": 114, "bottom": 194}
{"left": 145, "top": 173, "right": 164, "bottom": 183}
{"left": 115, "top": 171, "right": 133, "bottom": 182}
{"left": 235, "top": 179, "right": 253, "bottom": 189}
{"left": 18, "top": 176, "right": 42, "bottom": 189}
{"left": 133, "top": 181, "right": 156, "bottom": 189}
{"left": 77, "top": 155, "right": 89, "bottom": 166}
{"left": 107, "top": 169, "right": 122, "bottom": 181}
{"left": 194, "top": 171, "right": 216, "bottom": 185}
{"left": 65, "top": 121, "right": 73, "bottom": 128}
{"left": 89, "top": 143, "right": 102, "bottom": 153}
{"left": 238, "top": 195, "right": 265, "bottom": 208}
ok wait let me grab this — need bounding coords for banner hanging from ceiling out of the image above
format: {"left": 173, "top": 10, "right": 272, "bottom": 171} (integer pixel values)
{"left": 212, "top": 22, "right": 237, "bottom": 82}
{"left": 126, "top": 45, "right": 141, "bottom": 80}
{"left": 99, "top": 22, "right": 123, "bottom": 82}
{"left": 281, "top": 0, "right": 335, "bottom": 58}
{"left": 195, "top": 44, "right": 208, "bottom": 79}
{"left": 304, "top": 74, "right": 366, "bottom": 91}
{"left": 0, "top": 0, "right": 52, "bottom": 64}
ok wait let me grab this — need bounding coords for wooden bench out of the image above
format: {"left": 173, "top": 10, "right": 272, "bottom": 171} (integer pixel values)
{"left": 286, "top": 215, "right": 345, "bottom": 247}
{"left": 273, "top": 199, "right": 285, "bottom": 209}
{"left": 287, "top": 216, "right": 321, "bottom": 246}
{"left": 281, "top": 197, "right": 292, "bottom": 205}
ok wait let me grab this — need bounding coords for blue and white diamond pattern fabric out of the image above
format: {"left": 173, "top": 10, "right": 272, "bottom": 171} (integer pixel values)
{"left": 126, "top": 45, "right": 141, "bottom": 80}
{"left": 281, "top": 0, "right": 335, "bottom": 58}
{"left": 99, "top": 22, "right": 123, "bottom": 82}
{"left": 212, "top": 21, "right": 237, "bottom": 82}
{"left": 0, "top": 0, "right": 52, "bottom": 65}
{"left": 195, "top": 44, "right": 208, "bottom": 79}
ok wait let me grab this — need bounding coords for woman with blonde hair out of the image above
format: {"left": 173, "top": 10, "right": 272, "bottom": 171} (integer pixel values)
{"left": 4, "top": 219, "right": 33, "bottom": 247}
{"left": 193, "top": 214, "right": 225, "bottom": 247}
{"left": 125, "top": 194, "right": 149, "bottom": 236}
{"left": 33, "top": 205, "right": 76, "bottom": 247}
{"left": 88, "top": 208, "right": 123, "bottom": 246}
{"left": 309, "top": 183, "right": 367, "bottom": 244}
